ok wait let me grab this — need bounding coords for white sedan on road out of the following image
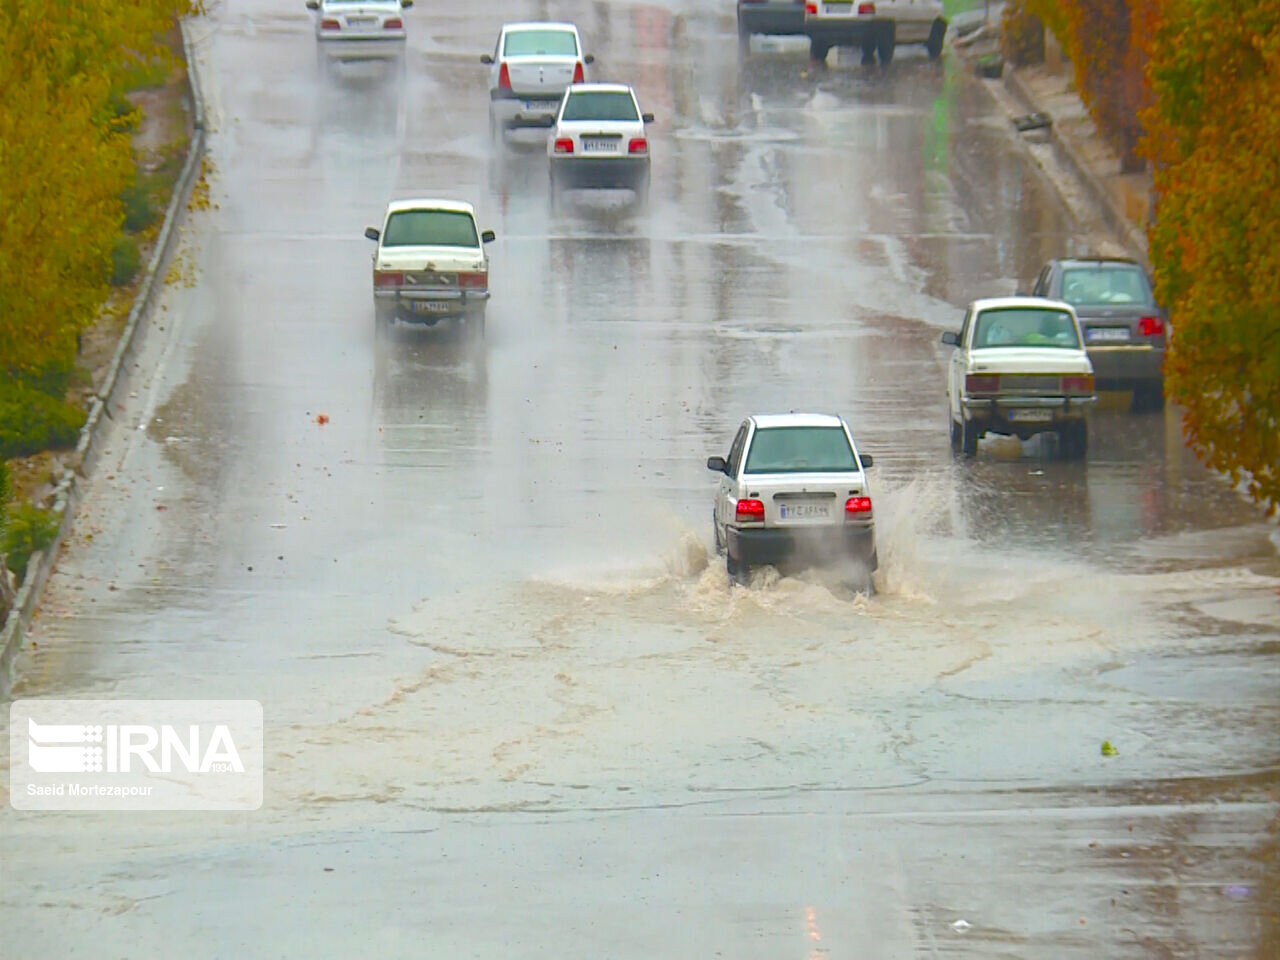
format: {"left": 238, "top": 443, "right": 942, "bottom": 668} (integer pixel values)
{"left": 942, "top": 297, "right": 1097, "bottom": 458}
{"left": 708, "top": 413, "right": 877, "bottom": 590}
{"left": 548, "top": 83, "right": 654, "bottom": 203}
{"left": 365, "top": 199, "right": 495, "bottom": 337}
{"left": 306, "top": 0, "right": 411, "bottom": 60}
{"left": 483, "top": 22, "right": 594, "bottom": 138}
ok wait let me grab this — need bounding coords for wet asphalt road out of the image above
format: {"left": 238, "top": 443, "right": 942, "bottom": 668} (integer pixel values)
{"left": 3, "top": 0, "right": 1280, "bottom": 955}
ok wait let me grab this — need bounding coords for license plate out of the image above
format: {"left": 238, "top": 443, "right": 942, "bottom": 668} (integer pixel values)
{"left": 347, "top": 16, "right": 376, "bottom": 25}
{"left": 581, "top": 138, "right": 618, "bottom": 153}
{"left": 1008, "top": 409, "right": 1053, "bottom": 423}
{"left": 824, "top": 2, "right": 853, "bottom": 10}
{"left": 1087, "top": 327, "right": 1130, "bottom": 342}
{"left": 411, "top": 301, "right": 450, "bottom": 314}
{"left": 780, "top": 503, "right": 829, "bottom": 520}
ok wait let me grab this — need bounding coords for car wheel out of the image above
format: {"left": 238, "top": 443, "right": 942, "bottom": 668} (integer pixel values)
{"left": 737, "top": 22, "right": 750, "bottom": 54}
{"left": 876, "top": 23, "right": 895, "bottom": 64}
{"left": 549, "top": 170, "right": 563, "bottom": 208}
{"left": 1060, "top": 420, "right": 1089, "bottom": 459}
{"left": 726, "top": 551, "right": 748, "bottom": 586}
{"left": 1131, "top": 383, "right": 1164, "bottom": 412}
{"left": 926, "top": 19, "right": 946, "bottom": 60}
{"left": 861, "top": 40, "right": 877, "bottom": 66}
{"left": 467, "top": 307, "right": 486, "bottom": 342}
{"left": 635, "top": 169, "right": 651, "bottom": 205}
{"left": 810, "top": 40, "right": 831, "bottom": 65}
{"left": 713, "top": 513, "right": 723, "bottom": 555}
{"left": 949, "top": 415, "right": 962, "bottom": 455}
{"left": 961, "top": 419, "right": 980, "bottom": 457}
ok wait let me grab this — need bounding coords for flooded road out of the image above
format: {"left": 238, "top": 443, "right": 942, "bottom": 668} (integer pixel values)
{"left": 3, "top": 0, "right": 1279, "bottom": 955}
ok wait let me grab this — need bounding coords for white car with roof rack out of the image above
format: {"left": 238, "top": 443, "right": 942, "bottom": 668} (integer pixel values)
{"left": 547, "top": 83, "right": 654, "bottom": 203}
{"left": 942, "top": 296, "right": 1096, "bottom": 458}
{"left": 365, "top": 199, "right": 495, "bottom": 337}
{"left": 483, "top": 22, "right": 594, "bottom": 138}
{"left": 707, "top": 413, "right": 877, "bottom": 591}
{"left": 306, "top": 0, "right": 411, "bottom": 60}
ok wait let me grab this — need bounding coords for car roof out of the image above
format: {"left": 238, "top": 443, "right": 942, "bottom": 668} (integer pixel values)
{"left": 385, "top": 198, "right": 476, "bottom": 216}
{"left": 566, "top": 82, "right": 635, "bottom": 95}
{"left": 749, "top": 413, "right": 847, "bottom": 430}
{"left": 1052, "top": 256, "right": 1142, "bottom": 267}
{"left": 970, "top": 295, "right": 1076, "bottom": 313}
{"left": 502, "top": 21, "right": 580, "bottom": 33}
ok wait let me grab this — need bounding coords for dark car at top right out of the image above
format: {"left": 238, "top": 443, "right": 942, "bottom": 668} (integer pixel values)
{"left": 1031, "top": 257, "right": 1168, "bottom": 410}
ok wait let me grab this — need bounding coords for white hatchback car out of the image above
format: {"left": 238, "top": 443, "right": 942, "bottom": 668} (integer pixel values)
{"left": 548, "top": 83, "right": 654, "bottom": 203}
{"left": 805, "top": 0, "right": 946, "bottom": 64}
{"left": 942, "top": 297, "right": 1097, "bottom": 458}
{"left": 708, "top": 414, "right": 877, "bottom": 589}
{"left": 482, "top": 22, "right": 594, "bottom": 138}
{"left": 306, "top": 0, "right": 411, "bottom": 60}
{"left": 365, "top": 199, "right": 495, "bottom": 337}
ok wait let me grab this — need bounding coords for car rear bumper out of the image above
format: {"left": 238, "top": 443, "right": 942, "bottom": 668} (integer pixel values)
{"left": 551, "top": 155, "right": 650, "bottom": 189}
{"left": 739, "top": 4, "right": 806, "bottom": 35}
{"left": 318, "top": 36, "right": 405, "bottom": 59}
{"left": 1085, "top": 345, "right": 1164, "bottom": 387}
{"left": 374, "top": 289, "right": 488, "bottom": 320}
{"left": 962, "top": 395, "right": 1095, "bottom": 434}
{"left": 490, "top": 95, "right": 564, "bottom": 128}
{"left": 805, "top": 17, "right": 888, "bottom": 44}
{"left": 728, "top": 523, "right": 877, "bottom": 569}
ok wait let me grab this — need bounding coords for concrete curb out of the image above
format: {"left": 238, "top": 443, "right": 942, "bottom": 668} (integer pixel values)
{"left": 1000, "top": 64, "right": 1150, "bottom": 267}
{"left": 1, "top": 15, "right": 209, "bottom": 697}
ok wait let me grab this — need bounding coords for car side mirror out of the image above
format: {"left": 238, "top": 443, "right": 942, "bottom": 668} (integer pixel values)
{"left": 941, "top": 331, "right": 960, "bottom": 347}
{"left": 480, "top": 54, "right": 494, "bottom": 65}
{"left": 481, "top": 230, "right": 496, "bottom": 244}
{"left": 860, "top": 454, "right": 874, "bottom": 468}
{"left": 706, "top": 456, "right": 727, "bottom": 474}
{"left": 584, "top": 54, "right": 595, "bottom": 65}
{"left": 305, "top": 0, "right": 319, "bottom": 9}
{"left": 400, "top": 0, "right": 413, "bottom": 7}
{"left": 642, "top": 112, "right": 655, "bottom": 123}
{"left": 364, "top": 227, "right": 380, "bottom": 241}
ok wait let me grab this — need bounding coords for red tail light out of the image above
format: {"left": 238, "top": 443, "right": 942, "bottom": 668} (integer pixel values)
{"left": 735, "top": 499, "right": 765, "bottom": 522}
{"left": 498, "top": 62, "right": 512, "bottom": 91}
{"left": 374, "top": 270, "right": 403, "bottom": 287}
{"left": 554, "top": 137, "right": 574, "bottom": 154}
{"left": 320, "top": 18, "right": 340, "bottom": 30}
{"left": 1137, "top": 316, "right": 1165, "bottom": 336}
{"left": 628, "top": 137, "right": 648, "bottom": 154}
{"left": 1061, "top": 375, "right": 1095, "bottom": 394}
{"left": 383, "top": 17, "right": 403, "bottom": 29}
{"left": 805, "top": 3, "right": 817, "bottom": 13}
{"left": 457, "top": 272, "right": 488, "bottom": 290}
{"left": 965, "top": 374, "right": 999, "bottom": 394}
{"left": 572, "top": 61, "right": 585, "bottom": 84}
{"left": 858, "top": 2, "right": 877, "bottom": 13}
{"left": 845, "top": 497, "right": 873, "bottom": 516}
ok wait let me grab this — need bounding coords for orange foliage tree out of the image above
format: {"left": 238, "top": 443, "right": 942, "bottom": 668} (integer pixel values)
{"left": 0, "top": 0, "right": 191, "bottom": 386}
{"left": 1143, "top": 0, "right": 1280, "bottom": 512}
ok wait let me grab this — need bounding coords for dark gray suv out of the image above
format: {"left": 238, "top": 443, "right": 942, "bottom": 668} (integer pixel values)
{"left": 1031, "top": 257, "right": 1167, "bottom": 410}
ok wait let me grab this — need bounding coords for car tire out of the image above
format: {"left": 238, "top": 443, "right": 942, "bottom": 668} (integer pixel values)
{"left": 549, "top": 170, "right": 563, "bottom": 208}
{"left": 726, "top": 551, "right": 748, "bottom": 586}
{"left": 949, "top": 415, "right": 962, "bottom": 455}
{"left": 713, "top": 513, "right": 724, "bottom": 555}
{"left": 810, "top": 40, "right": 831, "bottom": 65}
{"left": 1060, "top": 420, "right": 1088, "bottom": 459}
{"left": 737, "top": 22, "right": 750, "bottom": 54}
{"left": 468, "top": 307, "right": 486, "bottom": 342}
{"left": 861, "top": 40, "right": 877, "bottom": 66}
{"left": 635, "top": 169, "right": 651, "bottom": 205}
{"left": 488, "top": 111, "right": 501, "bottom": 143}
{"left": 926, "top": 19, "right": 946, "bottom": 60}
{"left": 1131, "top": 383, "right": 1164, "bottom": 412}
{"left": 961, "top": 419, "right": 980, "bottom": 457}
{"left": 876, "top": 23, "right": 895, "bottom": 64}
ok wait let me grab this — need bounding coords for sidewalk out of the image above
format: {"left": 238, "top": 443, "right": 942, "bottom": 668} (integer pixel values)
{"left": 952, "top": 23, "right": 1153, "bottom": 265}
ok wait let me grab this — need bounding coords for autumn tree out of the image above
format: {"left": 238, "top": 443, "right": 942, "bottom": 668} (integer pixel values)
{"left": 1143, "top": 0, "right": 1280, "bottom": 512}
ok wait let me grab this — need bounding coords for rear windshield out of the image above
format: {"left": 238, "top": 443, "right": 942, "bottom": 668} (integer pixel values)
{"left": 973, "top": 308, "right": 1080, "bottom": 349}
{"left": 1060, "top": 266, "right": 1154, "bottom": 307}
{"left": 561, "top": 91, "right": 639, "bottom": 123}
{"left": 504, "top": 30, "right": 578, "bottom": 57}
{"left": 744, "top": 427, "right": 858, "bottom": 475}
{"left": 382, "top": 210, "right": 478, "bottom": 248}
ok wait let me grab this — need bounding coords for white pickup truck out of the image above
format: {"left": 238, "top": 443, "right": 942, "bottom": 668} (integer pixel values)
{"left": 804, "top": 0, "right": 947, "bottom": 64}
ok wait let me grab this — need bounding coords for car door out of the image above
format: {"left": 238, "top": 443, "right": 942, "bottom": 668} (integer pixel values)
{"left": 947, "top": 307, "right": 972, "bottom": 418}
{"left": 717, "top": 421, "right": 750, "bottom": 535}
